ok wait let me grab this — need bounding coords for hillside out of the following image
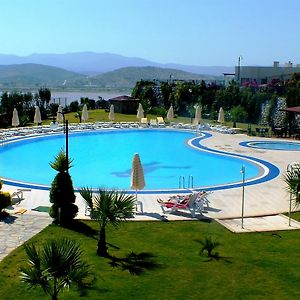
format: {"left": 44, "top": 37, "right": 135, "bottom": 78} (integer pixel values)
{"left": 0, "top": 63, "right": 85, "bottom": 88}
{"left": 90, "top": 66, "right": 221, "bottom": 88}
{"left": 0, "top": 52, "right": 234, "bottom": 75}
{"left": 0, "top": 64, "right": 223, "bottom": 89}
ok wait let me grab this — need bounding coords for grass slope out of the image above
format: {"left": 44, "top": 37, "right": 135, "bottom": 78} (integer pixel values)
{"left": 1, "top": 214, "right": 300, "bottom": 300}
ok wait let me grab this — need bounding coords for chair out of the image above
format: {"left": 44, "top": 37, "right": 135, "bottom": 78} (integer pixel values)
{"left": 158, "top": 192, "right": 201, "bottom": 217}
{"left": 157, "top": 117, "right": 165, "bottom": 127}
{"left": 149, "top": 119, "right": 158, "bottom": 127}
{"left": 140, "top": 118, "right": 148, "bottom": 127}
{"left": 10, "top": 189, "right": 31, "bottom": 205}
{"left": 11, "top": 190, "right": 24, "bottom": 205}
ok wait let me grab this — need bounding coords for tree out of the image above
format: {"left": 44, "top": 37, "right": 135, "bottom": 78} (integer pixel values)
{"left": 49, "top": 150, "right": 78, "bottom": 225}
{"left": 38, "top": 88, "right": 51, "bottom": 108}
{"left": 80, "top": 188, "right": 136, "bottom": 257}
{"left": 284, "top": 164, "right": 300, "bottom": 205}
{"left": 198, "top": 236, "right": 220, "bottom": 258}
{"left": 20, "top": 238, "right": 93, "bottom": 300}
{"left": 230, "top": 105, "right": 248, "bottom": 126}
{"left": 0, "top": 180, "right": 12, "bottom": 218}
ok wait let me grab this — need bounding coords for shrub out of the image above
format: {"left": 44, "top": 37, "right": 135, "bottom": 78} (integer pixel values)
{"left": 0, "top": 192, "right": 12, "bottom": 212}
{"left": 49, "top": 150, "right": 78, "bottom": 225}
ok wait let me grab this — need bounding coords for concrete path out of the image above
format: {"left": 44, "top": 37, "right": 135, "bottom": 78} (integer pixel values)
{"left": 0, "top": 214, "right": 52, "bottom": 261}
{"left": 217, "top": 214, "right": 300, "bottom": 233}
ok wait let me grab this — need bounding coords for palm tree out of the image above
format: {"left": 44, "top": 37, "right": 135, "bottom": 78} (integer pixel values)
{"left": 80, "top": 188, "right": 136, "bottom": 257}
{"left": 20, "top": 238, "right": 93, "bottom": 300}
{"left": 284, "top": 164, "right": 300, "bottom": 204}
{"left": 198, "top": 236, "right": 220, "bottom": 258}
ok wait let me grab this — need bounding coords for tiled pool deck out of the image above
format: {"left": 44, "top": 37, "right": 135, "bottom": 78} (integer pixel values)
{"left": 1, "top": 130, "right": 300, "bottom": 261}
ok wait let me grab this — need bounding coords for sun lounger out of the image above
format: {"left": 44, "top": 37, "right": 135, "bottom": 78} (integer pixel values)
{"left": 150, "top": 119, "right": 158, "bottom": 127}
{"left": 157, "top": 117, "right": 165, "bottom": 127}
{"left": 158, "top": 192, "right": 202, "bottom": 217}
{"left": 140, "top": 118, "right": 149, "bottom": 127}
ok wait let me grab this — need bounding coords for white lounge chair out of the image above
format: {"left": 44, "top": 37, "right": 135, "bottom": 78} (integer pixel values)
{"left": 140, "top": 118, "right": 148, "bottom": 127}
{"left": 150, "top": 119, "right": 158, "bottom": 127}
{"left": 157, "top": 117, "right": 165, "bottom": 127}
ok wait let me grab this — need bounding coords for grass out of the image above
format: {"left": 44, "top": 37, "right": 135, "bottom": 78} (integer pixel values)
{"left": 41, "top": 108, "right": 250, "bottom": 132}
{"left": 1, "top": 214, "right": 300, "bottom": 299}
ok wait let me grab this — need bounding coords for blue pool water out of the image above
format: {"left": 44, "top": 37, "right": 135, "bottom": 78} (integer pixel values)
{"left": 240, "top": 140, "right": 300, "bottom": 151}
{"left": 0, "top": 130, "right": 278, "bottom": 191}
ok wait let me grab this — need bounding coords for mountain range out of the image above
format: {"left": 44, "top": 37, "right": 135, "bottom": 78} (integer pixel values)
{"left": 0, "top": 52, "right": 234, "bottom": 89}
{"left": 0, "top": 52, "right": 234, "bottom": 75}
{"left": 0, "top": 64, "right": 223, "bottom": 89}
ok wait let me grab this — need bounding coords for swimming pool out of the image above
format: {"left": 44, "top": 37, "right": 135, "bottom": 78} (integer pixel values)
{"left": 240, "top": 140, "right": 300, "bottom": 151}
{"left": 0, "top": 129, "right": 279, "bottom": 192}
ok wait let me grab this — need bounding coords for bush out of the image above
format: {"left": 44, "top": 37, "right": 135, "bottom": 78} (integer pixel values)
{"left": 69, "top": 101, "right": 79, "bottom": 112}
{"left": 49, "top": 150, "right": 78, "bottom": 225}
{"left": 150, "top": 106, "right": 166, "bottom": 117}
{"left": 0, "top": 192, "right": 12, "bottom": 212}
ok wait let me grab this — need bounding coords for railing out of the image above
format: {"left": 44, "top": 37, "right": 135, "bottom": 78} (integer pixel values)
{"left": 179, "top": 175, "right": 194, "bottom": 189}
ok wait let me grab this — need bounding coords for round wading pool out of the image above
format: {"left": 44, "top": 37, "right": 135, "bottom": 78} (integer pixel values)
{"left": 240, "top": 140, "right": 300, "bottom": 151}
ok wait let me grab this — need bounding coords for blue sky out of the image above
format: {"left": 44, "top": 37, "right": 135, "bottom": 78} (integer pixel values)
{"left": 1, "top": 0, "right": 300, "bottom": 66}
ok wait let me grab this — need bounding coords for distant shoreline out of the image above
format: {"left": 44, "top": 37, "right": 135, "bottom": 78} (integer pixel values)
{"left": 50, "top": 89, "right": 132, "bottom": 105}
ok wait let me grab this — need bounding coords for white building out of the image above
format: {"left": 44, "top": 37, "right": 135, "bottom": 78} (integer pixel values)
{"left": 235, "top": 61, "right": 300, "bottom": 85}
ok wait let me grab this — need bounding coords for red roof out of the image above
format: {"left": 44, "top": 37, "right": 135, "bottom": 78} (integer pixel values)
{"left": 283, "top": 106, "right": 300, "bottom": 114}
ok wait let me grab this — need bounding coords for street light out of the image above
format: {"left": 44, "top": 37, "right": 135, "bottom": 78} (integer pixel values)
{"left": 241, "top": 165, "right": 245, "bottom": 229}
{"left": 57, "top": 111, "right": 69, "bottom": 173}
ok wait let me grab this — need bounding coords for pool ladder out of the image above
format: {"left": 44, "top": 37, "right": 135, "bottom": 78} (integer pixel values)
{"left": 179, "top": 175, "right": 194, "bottom": 189}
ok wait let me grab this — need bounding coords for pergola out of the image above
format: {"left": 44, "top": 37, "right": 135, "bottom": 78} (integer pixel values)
{"left": 282, "top": 106, "right": 300, "bottom": 137}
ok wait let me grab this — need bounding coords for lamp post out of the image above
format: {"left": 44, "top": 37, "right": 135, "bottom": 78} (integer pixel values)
{"left": 65, "top": 119, "right": 69, "bottom": 171}
{"left": 237, "top": 55, "right": 243, "bottom": 84}
{"left": 241, "top": 165, "right": 245, "bottom": 229}
{"left": 58, "top": 112, "right": 69, "bottom": 173}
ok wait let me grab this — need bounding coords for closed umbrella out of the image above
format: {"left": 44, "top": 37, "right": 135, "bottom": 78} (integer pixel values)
{"left": 131, "top": 153, "right": 146, "bottom": 201}
{"left": 12, "top": 108, "right": 20, "bottom": 127}
{"left": 82, "top": 104, "right": 89, "bottom": 122}
{"left": 108, "top": 104, "right": 115, "bottom": 121}
{"left": 194, "top": 105, "right": 202, "bottom": 124}
{"left": 56, "top": 105, "right": 63, "bottom": 122}
{"left": 167, "top": 105, "right": 174, "bottom": 121}
{"left": 34, "top": 106, "right": 42, "bottom": 125}
{"left": 218, "top": 107, "right": 225, "bottom": 124}
{"left": 136, "top": 103, "right": 144, "bottom": 121}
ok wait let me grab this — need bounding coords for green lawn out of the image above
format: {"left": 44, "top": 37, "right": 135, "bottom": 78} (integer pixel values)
{"left": 43, "top": 108, "right": 250, "bottom": 130}
{"left": 1, "top": 215, "right": 300, "bottom": 299}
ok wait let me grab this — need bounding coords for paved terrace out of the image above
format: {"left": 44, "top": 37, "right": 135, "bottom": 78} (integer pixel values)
{"left": 1, "top": 130, "right": 300, "bottom": 261}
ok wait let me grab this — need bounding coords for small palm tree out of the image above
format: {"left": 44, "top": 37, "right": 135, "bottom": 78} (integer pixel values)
{"left": 284, "top": 165, "right": 300, "bottom": 204}
{"left": 80, "top": 188, "right": 136, "bottom": 257}
{"left": 198, "top": 236, "right": 220, "bottom": 258}
{"left": 20, "top": 238, "right": 93, "bottom": 300}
